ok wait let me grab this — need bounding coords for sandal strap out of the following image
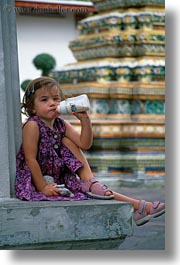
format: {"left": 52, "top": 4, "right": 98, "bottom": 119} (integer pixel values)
{"left": 81, "top": 178, "right": 113, "bottom": 197}
{"left": 81, "top": 178, "right": 98, "bottom": 193}
{"left": 152, "top": 201, "right": 160, "bottom": 209}
{"left": 90, "top": 182, "right": 113, "bottom": 196}
{"left": 138, "top": 200, "right": 146, "bottom": 214}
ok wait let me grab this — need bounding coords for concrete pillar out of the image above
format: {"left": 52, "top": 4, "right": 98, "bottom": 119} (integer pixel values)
{"left": 0, "top": 0, "right": 21, "bottom": 198}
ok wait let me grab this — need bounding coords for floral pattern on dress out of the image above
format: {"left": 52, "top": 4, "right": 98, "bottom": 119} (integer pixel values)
{"left": 15, "top": 115, "right": 89, "bottom": 201}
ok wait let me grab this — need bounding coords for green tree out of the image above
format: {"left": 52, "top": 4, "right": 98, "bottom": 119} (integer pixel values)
{"left": 21, "top": 79, "right": 32, "bottom": 92}
{"left": 33, "top": 53, "right": 56, "bottom": 76}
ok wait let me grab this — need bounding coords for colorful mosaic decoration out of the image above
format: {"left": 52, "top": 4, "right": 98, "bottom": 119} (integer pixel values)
{"left": 51, "top": 0, "right": 165, "bottom": 180}
{"left": 53, "top": 59, "right": 165, "bottom": 84}
{"left": 92, "top": 0, "right": 165, "bottom": 11}
{"left": 77, "top": 10, "right": 165, "bottom": 34}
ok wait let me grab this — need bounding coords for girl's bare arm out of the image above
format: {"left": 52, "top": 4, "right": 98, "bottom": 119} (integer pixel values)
{"left": 22, "top": 121, "right": 59, "bottom": 196}
{"left": 64, "top": 112, "right": 93, "bottom": 150}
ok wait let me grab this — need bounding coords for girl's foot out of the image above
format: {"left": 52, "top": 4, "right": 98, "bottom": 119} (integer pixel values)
{"left": 134, "top": 200, "right": 165, "bottom": 226}
{"left": 81, "top": 178, "right": 114, "bottom": 199}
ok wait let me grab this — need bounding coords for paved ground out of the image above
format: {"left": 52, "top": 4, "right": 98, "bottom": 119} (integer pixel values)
{"left": 112, "top": 185, "right": 165, "bottom": 250}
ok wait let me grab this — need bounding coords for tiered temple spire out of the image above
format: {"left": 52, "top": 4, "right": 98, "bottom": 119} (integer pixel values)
{"left": 51, "top": 0, "right": 165, "bottom": 181}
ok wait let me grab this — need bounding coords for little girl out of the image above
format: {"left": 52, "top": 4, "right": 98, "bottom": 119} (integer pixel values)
{"left": 15, "top": 76, "right": 165, "bottom": 226}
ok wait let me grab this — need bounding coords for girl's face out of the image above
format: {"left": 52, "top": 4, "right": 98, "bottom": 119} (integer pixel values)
{"left": 33, "top": 86, "right": 61, "bottom": 124}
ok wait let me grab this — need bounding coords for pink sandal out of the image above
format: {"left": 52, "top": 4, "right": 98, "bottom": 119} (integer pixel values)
{"left": 81, "top": 178, "right": 114, "bottom": 199}
{"left": 134, "top": 200, "right": 165, "bottom": 226}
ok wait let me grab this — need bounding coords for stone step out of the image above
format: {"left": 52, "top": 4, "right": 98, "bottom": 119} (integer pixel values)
{"left": 0, "top": 198, "right": 133, "bottom": 250}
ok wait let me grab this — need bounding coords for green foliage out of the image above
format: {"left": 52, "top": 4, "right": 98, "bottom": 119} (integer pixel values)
{"left": 21, "top": 79, "right": 32, "bottom": 92}
{"left": 33, "top": 53, "right": 56, "bottom": 76}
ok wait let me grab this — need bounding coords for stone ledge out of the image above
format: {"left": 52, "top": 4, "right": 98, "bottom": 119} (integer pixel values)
{"left": 0, "top": 199, "right": 133, "bottom": 249}
{"left": 1, "top": 238, "right": 127, "bottom": 250}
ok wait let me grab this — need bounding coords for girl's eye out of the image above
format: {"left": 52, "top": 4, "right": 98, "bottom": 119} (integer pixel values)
{"left": 54, "top": 97, "right": 61, "bottom": 101}
{"left": 40, "top": 98, "right": 47, "bottom": 102}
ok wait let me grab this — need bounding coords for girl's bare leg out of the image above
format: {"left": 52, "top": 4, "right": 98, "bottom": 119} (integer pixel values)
{"left": 62, "top": 137, "right": 153, "bottom": 212}
{"left": 62, "top": 136, "right": 94, "bottom": 182}
{"left": 113, "top": 192, "right": 141, "bottom": 211}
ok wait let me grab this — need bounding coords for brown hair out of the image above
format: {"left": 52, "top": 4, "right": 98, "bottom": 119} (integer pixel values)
{"left": 21, "top": 76, "right": 64, "bottom": 117}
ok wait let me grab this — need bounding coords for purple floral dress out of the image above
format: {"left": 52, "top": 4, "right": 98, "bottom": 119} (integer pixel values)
{"left": 15, "top": 115, "right": 88, "bottom": 201}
